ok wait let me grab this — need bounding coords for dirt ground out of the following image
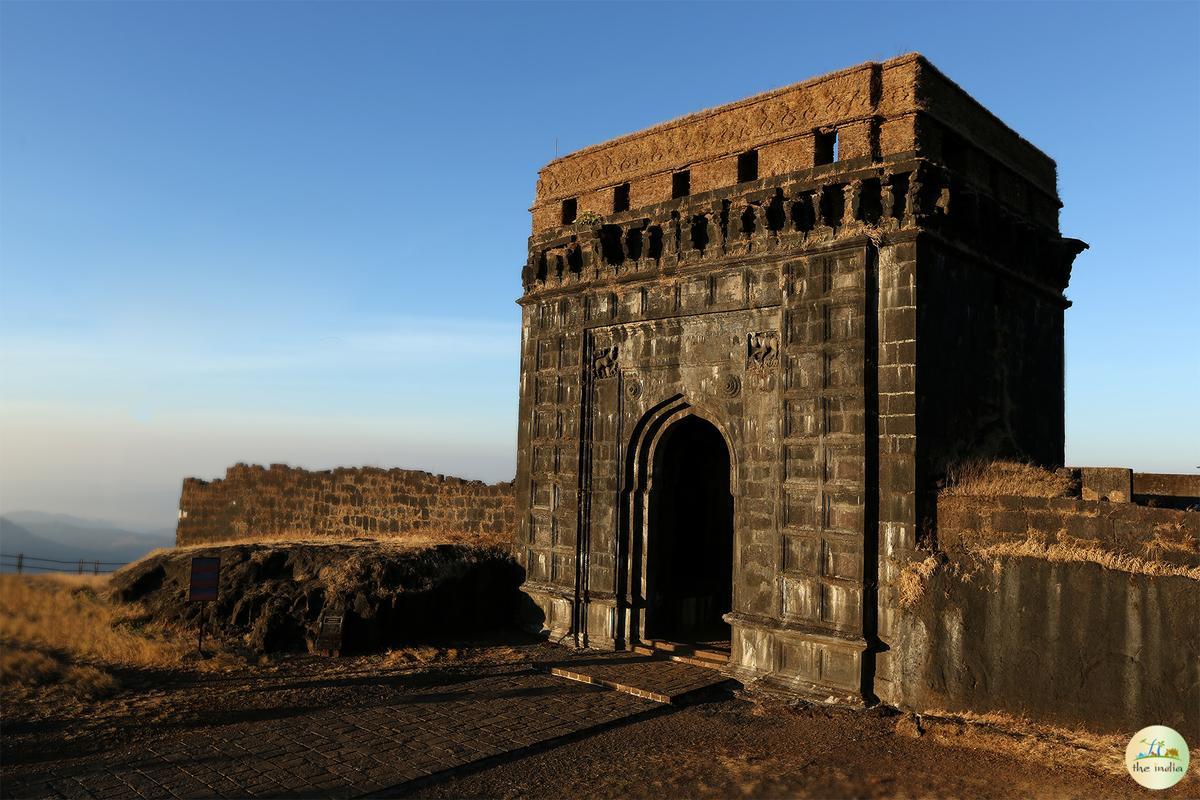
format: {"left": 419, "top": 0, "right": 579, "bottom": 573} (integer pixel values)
{"left": 3, "top": 637, "right": 1196, "bottom": 799}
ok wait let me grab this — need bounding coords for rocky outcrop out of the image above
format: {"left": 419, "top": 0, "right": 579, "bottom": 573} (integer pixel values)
{"left": 111, "top": 542, "right": 521, "bottom": 654}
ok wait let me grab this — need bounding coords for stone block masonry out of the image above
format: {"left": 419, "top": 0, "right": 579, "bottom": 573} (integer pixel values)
{"left": 176, "top": 463, "right": 515, "bottom": 546}
{"left": 937, "top": 494, "right": 1200, "bottom": 568}
{"left": 896, "top": 549, "right": 1199, "bottom": 734}
{"left": 891, "top": 490, "right": 1199, "bottom": 733}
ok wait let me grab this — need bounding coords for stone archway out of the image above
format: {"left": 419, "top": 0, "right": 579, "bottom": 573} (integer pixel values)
{"left": 616, "top": 398, "right": 737, "bottom": 653}
{"left": 644, "top": 415, "right": 734, "bottom": 644}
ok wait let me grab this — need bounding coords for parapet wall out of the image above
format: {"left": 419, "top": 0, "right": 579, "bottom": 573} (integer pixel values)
{"left": 531, "top": 53, "right": 1059, "bottom": 234}
{"left": 176, "top": 464, "right": 516, "bottom": 546}
{"left": 937, "top": 494, "right": 1200, "bottom": 568}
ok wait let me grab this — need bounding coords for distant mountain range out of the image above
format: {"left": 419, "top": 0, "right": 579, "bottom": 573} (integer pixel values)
{"left": 0, "top": 511, "right": 174, "bottom": 573}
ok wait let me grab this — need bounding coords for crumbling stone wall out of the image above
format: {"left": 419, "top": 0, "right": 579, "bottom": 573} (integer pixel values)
{"left": 176, "top": 464, "right": 515, "bottom": 546}
{"left": 892, "top": 492, "right": 1199, "bottom": 733}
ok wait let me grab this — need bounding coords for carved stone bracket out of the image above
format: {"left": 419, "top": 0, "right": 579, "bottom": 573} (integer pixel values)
{"left": 592, "top": 346, "right": 619, "bottom": 379}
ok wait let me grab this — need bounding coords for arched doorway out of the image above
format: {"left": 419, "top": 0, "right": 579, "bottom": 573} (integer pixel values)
{"left": 644, "top": 415, "right": 734, "bottom": 644}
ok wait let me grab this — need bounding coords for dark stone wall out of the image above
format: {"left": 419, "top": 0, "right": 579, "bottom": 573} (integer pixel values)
{"left": 516, "top": 162, "right": 922, "bottom": 697}
{"left": 875, "top": 193, "right": 1078, "bottom": 706}
{"left": 891, "top": 494, "right": 1199, "bottom": 733}
{"left": 530, "top": 54, "right": 1059, "bottom": 236}
{"left": 1134, "top": 472, "right": 1200, "bottom": 502}
{"left": 897, "top": 555, "right": 1199, "bottom": 734}
{"left": 176, "top": 463, "right": 515, "bottom": 546}
{"left": 515, "top": 153, "right": 925, "bottom": 697}
{"left": 916, "top": 236, "right": 1067, "bottom": 480}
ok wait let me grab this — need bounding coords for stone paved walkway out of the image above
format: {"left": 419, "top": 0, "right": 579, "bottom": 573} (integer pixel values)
{"left": 3, "top": 666, "right": 661, "bottom": 799}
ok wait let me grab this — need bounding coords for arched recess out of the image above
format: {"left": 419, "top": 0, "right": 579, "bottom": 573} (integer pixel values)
{"left": 613, "top": 396, "right": 738, "bottom": 649}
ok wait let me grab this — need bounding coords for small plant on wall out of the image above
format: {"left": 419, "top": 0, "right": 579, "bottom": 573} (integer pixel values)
{"left": 576, "top": 210, "right": 602, "bottom": 226}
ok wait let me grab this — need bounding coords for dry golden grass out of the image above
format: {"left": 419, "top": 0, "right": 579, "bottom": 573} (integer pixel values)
{"left": 1141, "top": 522, "right": 1199, "bottom": 561}
{"left": 909, "top": 708, "right": 1133, "bottom": 778}
{"left": 0, "top": 648, "right": 118, "bottom": 699}
{"left": 380, "top": 645, "right": 461, "bottom": 666}
{"left": 942, "top": 460, "right": 1075, "bottom": 499}
{"left": 0, "top": 573, "right": 232, "bottom": 697}
{"left": 119, "top": 531, "right": 514, "bottom": 598}
{"left": 378, "top": 643, "right": 528, "bottom": 669}
{"left": 974, "top": 536, "right": 1200, "bottom": 580}
{"left": 896, "top": 556, "right": 940, "bottom": 609}
{"left": 166, "top": 525, "right": 513, "bottom": 554}
{"left": 0, "top": 574, "right": 185, "bottom": 667}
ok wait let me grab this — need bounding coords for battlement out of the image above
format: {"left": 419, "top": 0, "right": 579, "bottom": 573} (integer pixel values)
{"left": 530, "top": 54, "right": 1059, "bottom": 237}
{"left": 176, "top": 463, "right": 515, "bottom": 546}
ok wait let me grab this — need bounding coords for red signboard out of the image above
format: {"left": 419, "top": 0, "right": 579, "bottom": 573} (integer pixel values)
{"left": 189, "top": 557, "right": 220, "bottom": 602}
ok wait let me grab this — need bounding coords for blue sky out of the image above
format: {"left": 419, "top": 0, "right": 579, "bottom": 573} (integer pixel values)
{"left": 1, "top": 1, "right": 1197, "bottom": 529}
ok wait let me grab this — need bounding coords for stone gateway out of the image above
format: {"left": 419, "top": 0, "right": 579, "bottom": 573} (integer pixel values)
{"left": 513, "top": 53, "right": 1086, "bottom": 704}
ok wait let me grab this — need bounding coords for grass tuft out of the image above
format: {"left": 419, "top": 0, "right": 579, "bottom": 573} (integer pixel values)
{"left": 1141, "top": 523, "right": 1198, "bottom": 561}
{"left": 942, "top": 460, "right": 1075, "bottom": 499}
{"left": 897, "top": 556, "right": 940, "bottom": 609}
{"left": 913, "top": 708, "right": 1134, "bottom": 777}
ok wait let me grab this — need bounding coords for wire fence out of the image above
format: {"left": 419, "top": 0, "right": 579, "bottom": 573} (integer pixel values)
{"left": 0, "top": 552, "right": 129, "bottom": 575}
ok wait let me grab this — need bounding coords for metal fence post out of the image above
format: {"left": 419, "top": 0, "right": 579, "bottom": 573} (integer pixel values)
{"left": 16, "top": 553, "right": 23, "bottom": 574}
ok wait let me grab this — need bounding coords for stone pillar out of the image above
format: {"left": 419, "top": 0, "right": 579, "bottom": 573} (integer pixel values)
{"left": 843, "top": 180, "right": 861, "bottom": 227}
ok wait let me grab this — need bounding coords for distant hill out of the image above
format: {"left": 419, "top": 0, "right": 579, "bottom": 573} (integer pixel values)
{"left": 0, "top": 512, "right": 174, "bottom": 574}
{"left": 4, "top": 510, "right": 173, "bottom": 537}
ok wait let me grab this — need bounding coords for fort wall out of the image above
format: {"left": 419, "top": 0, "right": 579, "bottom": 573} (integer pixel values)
{"left": 890, "top": 491, "right": 1199, "bottom": 733}
{"left": 937, "top": 494, "right": 1200, "bottom": 567}
{"left": 176, "top": 464, "right": 515, "bottom": 546}
{"left": 1134, "top": 471, "right": 1200, "bottom": 501}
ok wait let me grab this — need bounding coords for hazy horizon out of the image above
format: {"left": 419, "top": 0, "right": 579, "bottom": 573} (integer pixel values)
{"left": 2, "top": 2, "right": 1198, "bottom": 534}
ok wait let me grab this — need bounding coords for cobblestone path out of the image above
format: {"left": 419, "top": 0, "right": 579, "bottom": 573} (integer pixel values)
{"left": 3, "top": 665, "right": 662, "bottom": 799}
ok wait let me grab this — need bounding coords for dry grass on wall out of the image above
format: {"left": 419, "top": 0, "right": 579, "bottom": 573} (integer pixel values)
{"left": 896, "top": 556, "right": 941, "bottom": 609}
{"left": 973, "top": 537, "right": 1200, "bottom": 580}
{"left": 0, "top": 574, "right": 202, "bottom": 699}
{"left": 172, "top": 525, "right": 515, "bottom": 553}
{"left": 1141, "top": 523, "right": 1199, "bottom": 561}
{"left": 941, "top": 460, "right": 1076, "bottom": 499}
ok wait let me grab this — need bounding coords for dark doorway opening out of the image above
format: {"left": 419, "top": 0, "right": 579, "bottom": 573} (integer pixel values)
{"left": 645, "top": 415, "right": 733, "bottom": 645}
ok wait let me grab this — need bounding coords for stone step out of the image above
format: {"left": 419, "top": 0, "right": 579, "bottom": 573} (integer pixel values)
{"left": 548, "top": 653, "right": 733, "bottom": 704}
{"left": 633, "top": 640, "right": 730, "bottom": 669}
